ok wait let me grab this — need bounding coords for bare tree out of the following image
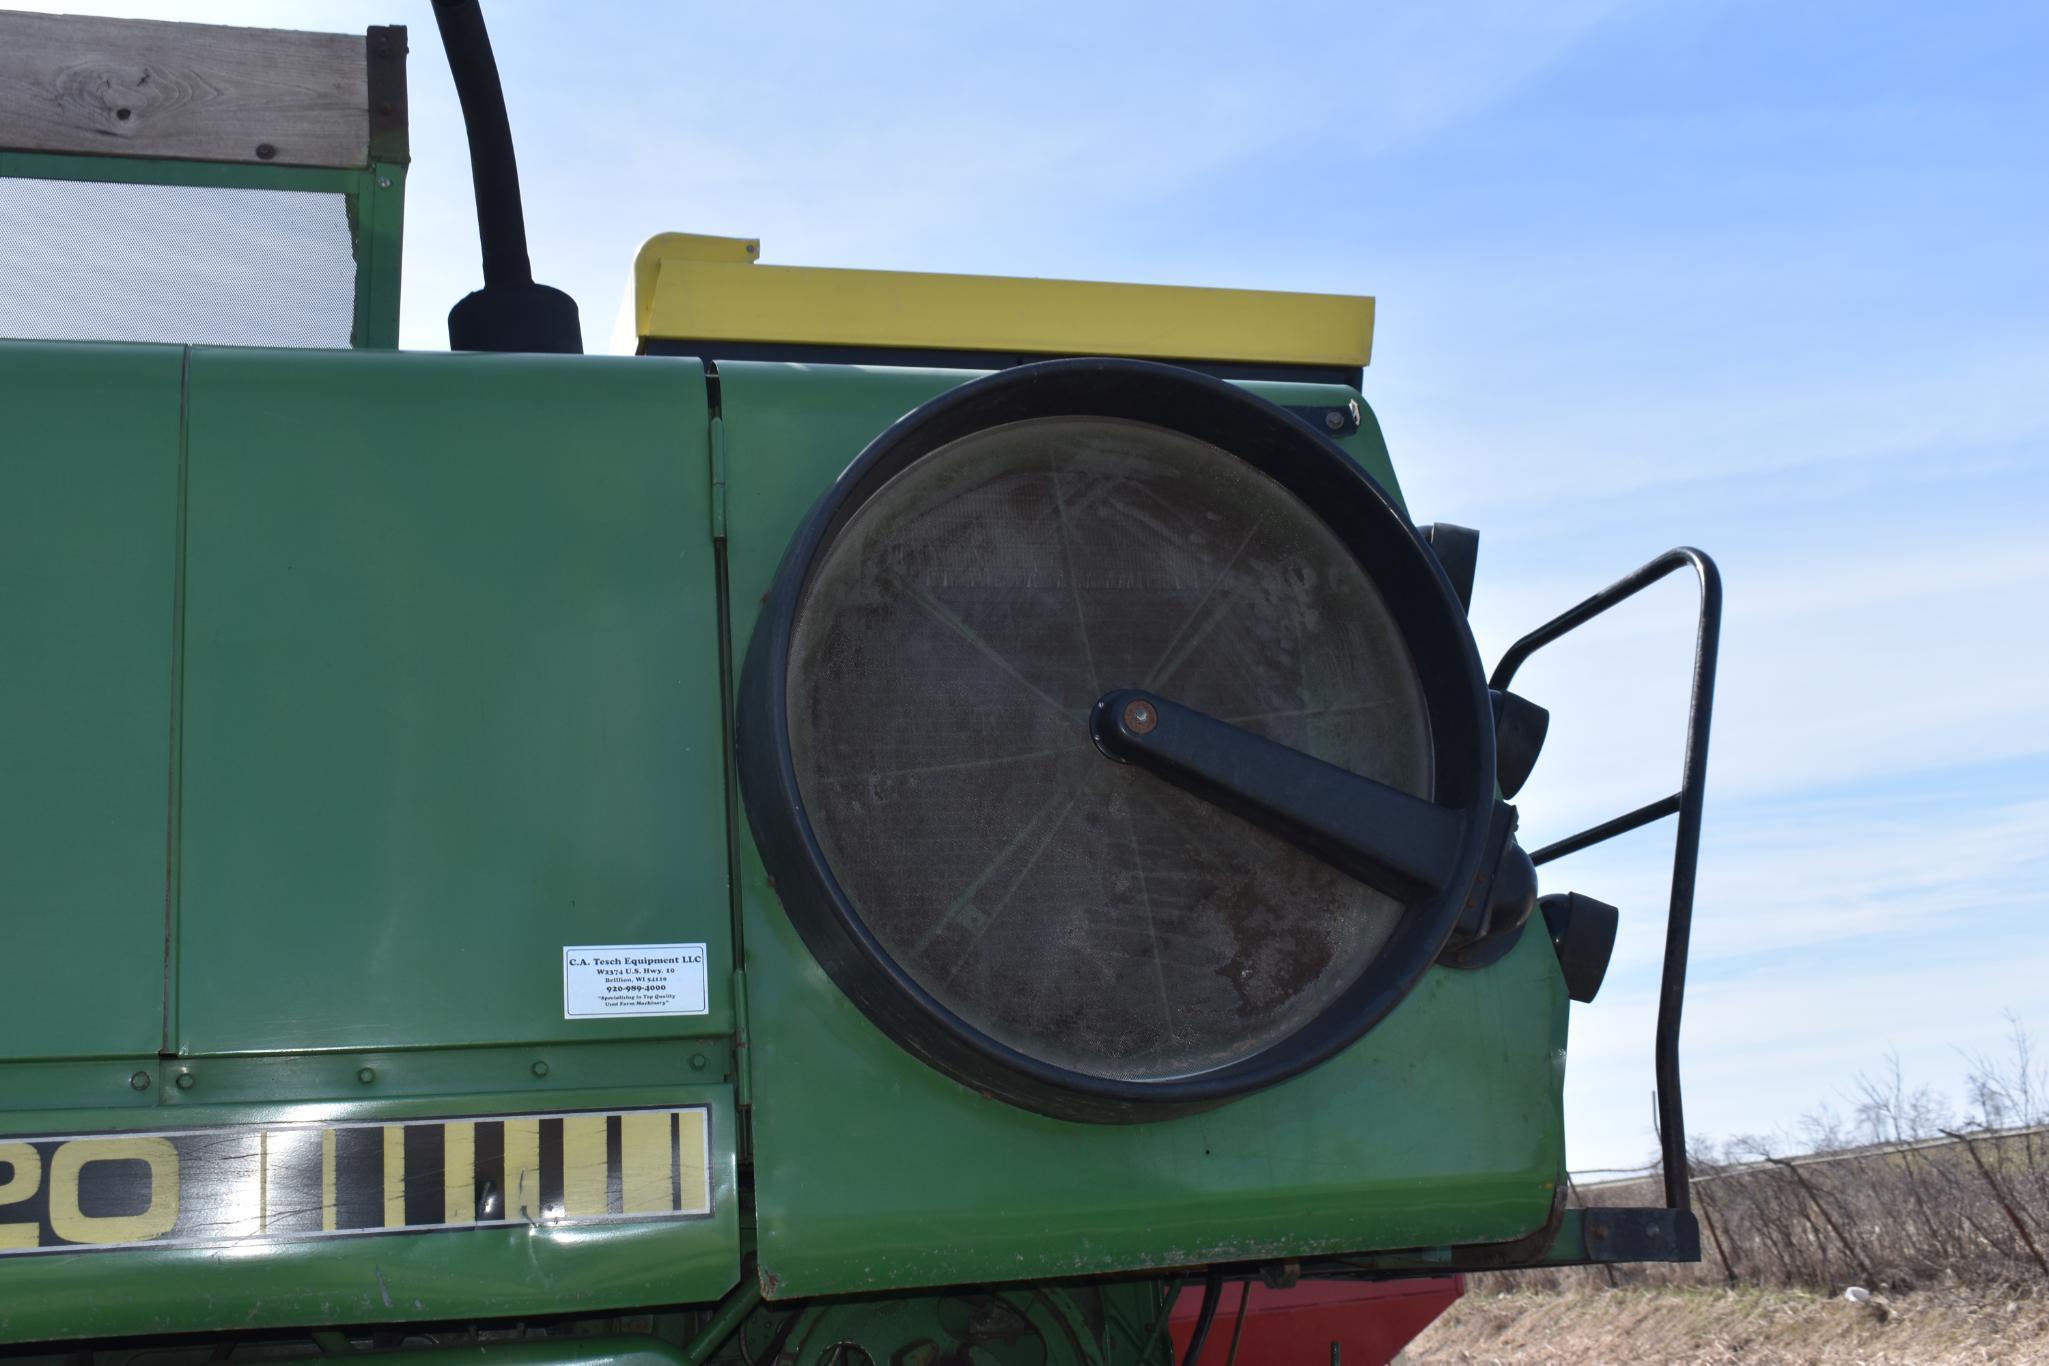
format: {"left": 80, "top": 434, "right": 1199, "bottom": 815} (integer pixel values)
{"left": 1475, "top": 1019, "right": 2049, "bottom": 1297}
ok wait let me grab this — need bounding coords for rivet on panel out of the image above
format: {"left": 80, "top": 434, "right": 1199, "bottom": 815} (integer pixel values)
{"left": 174, "top": 1071, "right": 195, "bottom": 1091}
{"left": 357, "top": 1067, "right": 377, "bottom": 1085}
{"left": 129, "top": 1071, "right": 151, "bottom": 1091}
{"left": 689, "top": 1053, "right": 708, "bottom": 1071}
{"left": 531, "top": 1060, "right": 550, "bottom": 1078}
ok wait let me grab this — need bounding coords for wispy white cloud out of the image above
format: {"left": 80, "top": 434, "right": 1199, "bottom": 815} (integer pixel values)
{"left": 1377, "top": 292, "right": 2049, "bottom": 520}
{"left": 1545, "top": 780, "right": 2049, "bottom": 974}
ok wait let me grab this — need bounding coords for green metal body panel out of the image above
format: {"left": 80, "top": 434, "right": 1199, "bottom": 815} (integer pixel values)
{"left": 352, "top": 162, "right": 408, "bottom": 349}
{"left": 3, "top": 1334, "right": 694, "bottom": 1366}
{"left": 173, "top": 349, "right": 730, "bottom": 1054}
{"left": 349, "top": 1338, "right": 690, "bottom": 1366}
{"left": 0, "top": 345, "right": 741, "bottom": 1343}
{"left": 0, "top": 342, "right": 1572, "bottom": 1344}
{"left": 398, "top": 1340, "right": 689, "bottom": 1366}
{"left": 0, "top": 344, "right": 183, "bottom": 1063}
{"left": 421, "top": 1339, "right": 688, "bottom": 1366}
{"left": 712, "top": 362, "right": 1570, "bottom": 1298}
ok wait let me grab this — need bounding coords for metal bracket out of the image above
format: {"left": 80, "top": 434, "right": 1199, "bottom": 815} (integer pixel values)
{"left": 1305, "top": 1205, "right": 1702, "bottom": 1280}
{"left": 1283, "top": 400, "right": 1361, "bottom": 437}
{"left": 1491, "top": 547, "right": 1722, "bottom": 1213}
{"left": 1421, "top": 523, "right": 1480, "bottom": 613}
{"left": 709, "top": 414, "right": 728, "bottom": 544}
{"left": 1581, "top": 1207, "right": 1702, "bottom": 1263}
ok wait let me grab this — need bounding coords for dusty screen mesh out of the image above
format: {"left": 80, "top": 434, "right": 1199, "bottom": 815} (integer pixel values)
{"left": 788, "top": 417, "right": 1433, "bottom": 1082}
{"left": 0, "top": 177, "right": 358, "bottom": 348}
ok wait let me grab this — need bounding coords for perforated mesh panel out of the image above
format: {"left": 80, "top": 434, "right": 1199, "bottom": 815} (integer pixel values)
{"left": 0, "top": 177, "right": 358, "bottom": 348}
{"left": 788, "top": 417, "right": 1432, "bottom": 1082}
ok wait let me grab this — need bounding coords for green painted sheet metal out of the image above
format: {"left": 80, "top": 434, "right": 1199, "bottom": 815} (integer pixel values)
{"left": 0, "top": 1085, "right": 741, "bottom": 1345}
{"left": 713, "top": 365, "right": 969, "bottom": 653}
{"left": 714, "top": 362, "right": 1568, "bottom": 1297}
{"left": 0, "top": 342, "right": 183, "bottom": 1062}
{"left": 352, "top": 1338, "right": 688, "bottom": 1366}
{"left": 0, "top": 343, "right": 745, "bottom": 1343}
{"left": 0, "top": 150, "right": 378, "bottom": 194}
{"left": 173, "top": 350, "right": 730, "bottom": 1056}
{"left": 400, "top": 1339, "right": 689, "bottom": 1366}
{"left": 0, "top": 339, "right": 1567, "bottom": 1332}
{"left": 350, "top": 162, "right": 407, "bottom": 349}
{"left": 0, "top": 1041, "right": 738, "bottom": 1134}
{"left": 144, "top": 1038, "right": 731, "bottom": 1107}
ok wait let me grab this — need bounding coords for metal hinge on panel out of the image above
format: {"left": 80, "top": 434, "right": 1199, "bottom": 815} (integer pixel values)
{"left": 709, "top": 414, "right": 728, "bottom": 543}
{"left": 731, "top": 966, "right": 752, "bottom": 1108}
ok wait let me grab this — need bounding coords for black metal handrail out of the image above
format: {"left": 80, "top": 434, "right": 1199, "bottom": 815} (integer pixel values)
{"left": 1490, "top": 547, "right": 1722, "bottom": 1212}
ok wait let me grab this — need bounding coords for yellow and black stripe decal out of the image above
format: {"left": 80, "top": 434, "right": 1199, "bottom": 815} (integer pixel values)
{"left": 0, "top": 1106, "right": 710, "bottom": 1257}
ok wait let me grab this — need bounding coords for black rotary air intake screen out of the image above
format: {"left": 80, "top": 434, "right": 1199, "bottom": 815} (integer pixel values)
{"left": 739, "top": 360, "right": 1499, "bottom": 1122}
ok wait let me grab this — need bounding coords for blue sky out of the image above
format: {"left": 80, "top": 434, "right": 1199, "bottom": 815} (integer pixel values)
{"left": 66, "top": 1, "right": 2048, "bottom": 1171}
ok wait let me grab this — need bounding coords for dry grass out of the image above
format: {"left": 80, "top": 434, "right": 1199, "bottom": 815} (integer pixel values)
{"left": 1467, "top": 1120, "right": 2049, "bottom": 1302}
{"left": 1405, "top": 1285, "right": 2049, "bottom": 1364}
{"left": 1398, "top": 1034, "right": 2049, "bottom": 1362}
{"left": 1486, "top": 1118, "right": 2049, "bottom": 1299}
{"left": 1507, "top": 1033, "right": 2049, "bottom": 1298}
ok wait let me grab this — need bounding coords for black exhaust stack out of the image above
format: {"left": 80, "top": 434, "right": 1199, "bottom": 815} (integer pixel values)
{"left": 432, "top": 0, "right": 581, "bottom": 353}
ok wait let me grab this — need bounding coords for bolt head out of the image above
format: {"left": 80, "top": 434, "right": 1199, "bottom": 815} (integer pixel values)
{"left": 357, "top": 1066, "right": 376, "bottom": 1084}
{"left": 531, "top": 1060, "right": 550, "bottom": 1078}
{"left": 689, "top": 1053, "right": 708, "bottom": 1071}
{"left": 1324, "top": 410, "right": 1345, "bottom": 430}
{"left": 174, "top": 1071, "right": 195, "bottom": 1090}
{"left": 1123, "top": 699, "right": 1157, "bottom": 734}
{"left": 129, "top": 1071, "right": 151, "bottom": 1091}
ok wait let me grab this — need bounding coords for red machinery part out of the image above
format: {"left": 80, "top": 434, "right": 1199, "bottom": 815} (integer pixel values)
{"left": 1168, "top": 1276, "right": 1463, "bottom": 1365}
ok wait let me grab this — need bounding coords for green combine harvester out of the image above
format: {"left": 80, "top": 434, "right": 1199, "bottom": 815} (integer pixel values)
{"left": 0, "top": 6, "right": 1722, "bottom": 1362}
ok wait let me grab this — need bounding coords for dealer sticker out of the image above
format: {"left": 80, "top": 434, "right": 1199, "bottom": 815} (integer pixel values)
{"left": 562, "top": 943, "right": 709, "bottom": 1019}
